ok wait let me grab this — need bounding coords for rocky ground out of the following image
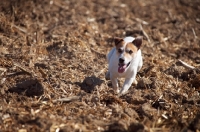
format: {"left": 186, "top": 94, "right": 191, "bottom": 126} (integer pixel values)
{"left": 0, "top": 0, "right": 200, "bottom": 131}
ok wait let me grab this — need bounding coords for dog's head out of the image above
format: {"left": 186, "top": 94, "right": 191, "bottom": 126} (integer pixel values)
{"left": 114, "top": 36, "right": 142, "bottom": 73}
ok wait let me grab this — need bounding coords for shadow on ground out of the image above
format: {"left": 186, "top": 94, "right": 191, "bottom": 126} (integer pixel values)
{"left": 76, "top": 75, "right": 104, "bottom": 93}
{"left": 8, "top": 78, "right": 44, "bottom": 97}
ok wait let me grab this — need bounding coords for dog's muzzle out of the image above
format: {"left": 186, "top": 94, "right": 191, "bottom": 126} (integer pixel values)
{"left": 118, "top": 59, "right": 131, "bottom": 73}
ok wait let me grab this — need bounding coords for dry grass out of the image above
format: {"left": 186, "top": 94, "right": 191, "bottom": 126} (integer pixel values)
{"left": 0, "top": 0, "right": 200, "bottom": 131}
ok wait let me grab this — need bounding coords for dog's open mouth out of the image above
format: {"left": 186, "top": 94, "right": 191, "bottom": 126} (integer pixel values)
{"left": 118, "top": 62, "right": 130, "bottom": 73}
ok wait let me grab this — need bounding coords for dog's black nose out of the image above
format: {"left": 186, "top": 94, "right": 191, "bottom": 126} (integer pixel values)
{"left": 119, "top": 58, "right": 124, "bottom": 63}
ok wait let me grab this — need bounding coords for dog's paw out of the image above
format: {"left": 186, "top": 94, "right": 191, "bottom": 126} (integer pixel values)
{"left": 133, "top": 80, "right": 138, "bottom": 85}
{"left": 118, "top": 90, "right": 128, "bottom": 97}
{"left": 113, "top": 87, "right": 120, "bottom": 94}
{"left": 119, "top": 89, "right": 129, "bottom": 96}
{"left": 116, "top": 89, "right": 120, "bottom": 94}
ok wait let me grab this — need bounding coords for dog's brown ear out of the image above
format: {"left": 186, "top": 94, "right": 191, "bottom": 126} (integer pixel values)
{"left": 132, "top": 36, "right": 143, "bottom": 49}
{"left": 114, "top": 37, "right": 123, "bottom": 46}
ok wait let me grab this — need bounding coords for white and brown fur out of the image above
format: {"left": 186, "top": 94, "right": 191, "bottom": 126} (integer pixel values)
{"left": 106, "top": 36, "right": 143, "bottom": 95}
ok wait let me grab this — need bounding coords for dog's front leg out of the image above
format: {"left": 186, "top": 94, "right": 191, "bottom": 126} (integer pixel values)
{"left": 119, "top": 78, "right": 135, "bottom": 95}
{"left": 110, "top": 75, "right": 120, "bottom": 93}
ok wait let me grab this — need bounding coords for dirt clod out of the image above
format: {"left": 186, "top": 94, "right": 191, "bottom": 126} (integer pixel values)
{"left": 140, "top": 103, "right": 157, "bottom": 119}
{"left": 137, "top": 77, "right": 152, "bottom": 89}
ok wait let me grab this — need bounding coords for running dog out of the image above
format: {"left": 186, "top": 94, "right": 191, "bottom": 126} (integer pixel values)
{"left": 106, "top": 36, "right": 143, "bottom": 95}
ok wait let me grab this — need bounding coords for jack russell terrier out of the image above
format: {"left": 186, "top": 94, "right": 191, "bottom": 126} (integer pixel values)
{"left": 106, "top": 36, "right": 143, "bottom": 95}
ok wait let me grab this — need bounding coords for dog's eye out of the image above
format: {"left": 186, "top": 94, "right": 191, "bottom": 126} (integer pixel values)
{"left": 129, "top": 50, "right": 133, "bottom": 54}
{"left": 118, "top": 49, "right": 123, "bottom": 53}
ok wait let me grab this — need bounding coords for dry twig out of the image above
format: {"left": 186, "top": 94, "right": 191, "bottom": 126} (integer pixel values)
{"left": 139, "top": 24, "right": 151, "bottom": 43}
{"left": 192, "top": 28, "right": 197, "bottom": 38}
{"left": 135, "top": 18, "right": 149, "bottom": 25}
{"left": 13, "top": 62, "right": 36, "bottom": 77}
{"left": 11, "top": 24, "right": 27, "bottom": 33}
{"left": 178, "top": 59, "right": 195, "bottom": 69}
{"left": 52, "top": 96, "right": 80, "bottom": 103}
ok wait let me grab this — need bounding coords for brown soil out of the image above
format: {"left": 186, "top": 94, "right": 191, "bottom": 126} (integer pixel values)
{"left": 0, "top": 0, "right": 200, "bottom": 131}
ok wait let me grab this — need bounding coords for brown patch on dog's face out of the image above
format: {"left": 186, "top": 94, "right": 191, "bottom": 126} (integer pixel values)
{"left": 115, "top": 40, "right": 125, "bottom": 51}
{"left": 125, "top": 42, "right": 138, "bottom": 57}
{"left": 132, "top": 36, "right": 143, "bottom": 49}
{"left": 115, "top": 41, "right": 139, "bottom": 73}
{"left": 115, "top": 41, "right": 138, "bottom": 58}
{"left": 114, "top": 37, "right": 142, "bottom": 73}
{"left": 115, "top": 40, "right": 125, "bottom": 58}
{"left": 114, "top": 37, "right": 123, "bottom": 46}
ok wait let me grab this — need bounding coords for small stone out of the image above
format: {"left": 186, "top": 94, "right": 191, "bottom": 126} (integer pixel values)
{"left": 91, "top": 96, "right": 99, "bottom": 103}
